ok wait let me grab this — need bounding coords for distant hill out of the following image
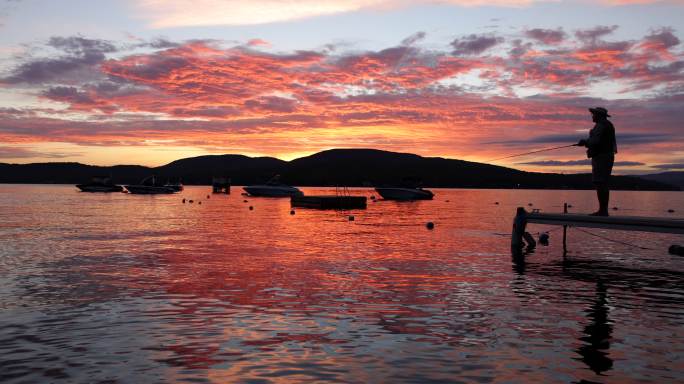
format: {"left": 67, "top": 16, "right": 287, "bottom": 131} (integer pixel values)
{"left": 639, "top": 171, "right": 684, "bottom": 189}
{"left": 0, "top": 148, "right": 678, "bottom": 190}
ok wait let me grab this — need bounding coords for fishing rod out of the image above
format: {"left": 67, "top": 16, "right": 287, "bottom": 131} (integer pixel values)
{"left": 488, "top": 144, "right": 579, "bottom": 162}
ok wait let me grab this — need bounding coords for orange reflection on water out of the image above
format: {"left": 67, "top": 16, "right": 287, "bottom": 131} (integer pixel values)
{"left": 1, "top": 185, "right": 683, "bottom": 383}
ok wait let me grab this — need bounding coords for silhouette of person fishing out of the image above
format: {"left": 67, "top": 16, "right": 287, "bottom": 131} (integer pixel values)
{"left": 577, "top": 107, "right": 617, "bottom": 216}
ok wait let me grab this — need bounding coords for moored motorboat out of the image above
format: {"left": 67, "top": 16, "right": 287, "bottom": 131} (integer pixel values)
{"left": 76, "top": 176, "right": 124, "bottom": 193}
{"left": 164, "top": 178, "right": 184, "bottom": 192}
{"left": 243, "top": 184, "right": 303, "bottom": 197}
{"left": 125, "top": 176, "right": 176, "bottom": 194}
{"left": 375, "top": 187, "right": 434, "bottom": 201}
{"left": 243, "top": 175, "right": 302, "bottom": 197}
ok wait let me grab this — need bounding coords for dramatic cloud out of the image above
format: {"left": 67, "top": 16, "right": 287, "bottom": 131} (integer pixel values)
{"left": 1, "top": 36, "right": 117, "bottom": 85}
{"left": 450, "top": 34, "right": 503, "bottom": 55}
{"left": 1, "top": 27, "right": 682, "bottom": 167}
{"left": 0, "top": 145, "right": 76, "bottom": 160}
{"left": 651, "top": 163, "right": 684, "bottom": 170}
{"left": 575, "top": 25, "right": 619, "bottom": 43}
{"left": 524, "top": 28, "right": 566, "bottom": 44}
{"left": 401, "top": 31, "right": 427, "bottom": 46}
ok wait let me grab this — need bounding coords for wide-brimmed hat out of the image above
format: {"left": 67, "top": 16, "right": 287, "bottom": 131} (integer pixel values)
{"left": 588, "top": 107, "right": 611, "bottom": 117}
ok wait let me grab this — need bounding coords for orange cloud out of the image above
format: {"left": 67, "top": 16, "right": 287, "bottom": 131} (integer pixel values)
{"left": 1, "top": 28, "right": 682, "bottom": 169}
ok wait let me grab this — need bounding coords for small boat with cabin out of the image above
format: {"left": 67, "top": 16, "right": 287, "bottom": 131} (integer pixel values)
{"left": 76, "top": 176, "right": 124, "bottom": 193}
{"left": 375, "top": 178, "right": 434, "bottom": 201}
{"left": 375, "top": 187, "right": 434, "bottom": 201}
{"left": 243, "top": 175, "right": 303, "bottom": 197}
{"left": 164, "top": 177, "right": 183, "bottom": 192}
{"left": 124, "top": 176, "right": 176, "bottom": 194}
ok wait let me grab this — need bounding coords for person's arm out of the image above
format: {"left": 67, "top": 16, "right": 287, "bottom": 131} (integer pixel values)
{"left": 585, "top": 123, "right": 605, "bottom": 148}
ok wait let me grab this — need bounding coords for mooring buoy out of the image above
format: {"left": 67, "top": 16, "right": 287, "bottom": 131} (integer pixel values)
{"left": 198, "top": 201, "right": 202, "bottom": 205}
{"left": 207, "top": 195, "right": 210, "bottom": 199}
{"left": 539, "top": 233, "right": 549, "bottom": 246}
{"left": 243, "top": 199, "right": 248, "bottom": 203}
{"left": 249, "top": 206, "right": 254, "bottom": 210}
{"left": 612, "top": 206, "right": 618, "bottom": 211}
{"left": 528, "top": 203, "right": 533, "bottom": 206}
{"left": 290, "top": 210, "right": 295, "bottom": 215}
{"left": 426, "top": 222, "right": 434, "bottom": 230}
{"left": 445, "top": 200, "right": 450, "bottom": 202}
{"left": 495, "top": 202, "right": 499, "bottom": 205}
{"left": 348, "top": 215, "right": 354, "bottom": 221}
{"left": 182, "top": 198, "right": 186, "bottom": 203}
{"left": 370, "top": 195, "right": 376, "bottom": 200}
{"left": 669, "top": 245, "right": 684, "bottom": 256}
{"left": 668, "top": 209, "right": 675, "bottom": 213}
{"left": 189, "top": 199, "right": 194, "bottom": 203}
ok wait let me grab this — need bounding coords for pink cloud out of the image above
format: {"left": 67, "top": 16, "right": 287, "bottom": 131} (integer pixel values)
{"left": 1, "top": 28, "right": 683, "bottom": 167}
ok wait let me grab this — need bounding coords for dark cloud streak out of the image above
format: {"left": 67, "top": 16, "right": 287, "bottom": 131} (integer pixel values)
{"left": 450, "top": 34, "right": 503, "bottom": 56}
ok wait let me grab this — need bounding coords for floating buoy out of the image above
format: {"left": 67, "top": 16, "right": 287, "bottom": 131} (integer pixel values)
{"left": 669, "top": 245, "right": 684, "bottom": 256}
{"left": 494, "top": 202, "right": 499, "bottom": 205}
{"left": 668, "top": 209, "right": 675, "bottom": 213}
{"left": 528, "top": 203, "right": 533, "bottom": 206}
{"left": 189, "top": 199, "right": 194, "bottom": 203}
{"left": 348, "top": 215, "right": 354, "bottom": 221}
{"left": 539, "top": 233, "right": 549, "bottom": 246}
{"left": 567, "top": 204, "right": 573, "bottom": 208}
{"left": 182, "top": 198, "right": 186, "bottom": 203}
{"left": 290, "top": 210, "right": 295, "bottom": 215}
{"left": 426, "top": 222, "right": 434, "bottom": 230}
{"left": 198, "top": 201, "right": 202, "bottom": 205}
{"left": 243, "top": 200, "right": 248, "bottom": 203}
{"left": 249, "top": 206, "right": 254, "bottom": 210}
{"left": 207, "top": 195, "right": 210, "bottom": 199}
{"left": 370, "top": 195, "right": 376, "bottom": 200}
{"left": 612, "top": 206, "right": 618, "bottom": 211}
{"left": 445, "top": 200, "right": 450, "bottom": 202}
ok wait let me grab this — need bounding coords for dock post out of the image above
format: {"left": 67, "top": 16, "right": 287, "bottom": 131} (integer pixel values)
{"left": 563, "top": 203, "right": 568, "bottom": 255}
{"left": 511, "top": 207, "right": 528, "bottom": 253}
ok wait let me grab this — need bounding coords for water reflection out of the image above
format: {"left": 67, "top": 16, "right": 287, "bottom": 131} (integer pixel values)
{"left": 576, "top": 280, "right": 613, "bottom": 375}
{"left": 1, "top": 185, "right": 683, "bottom": 383}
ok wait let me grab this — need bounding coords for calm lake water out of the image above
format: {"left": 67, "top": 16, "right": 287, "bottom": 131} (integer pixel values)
{"left": 1, "top": 185, "right": 683, "bottom": 383}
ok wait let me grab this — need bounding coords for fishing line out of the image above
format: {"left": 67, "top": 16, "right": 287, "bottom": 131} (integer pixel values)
{"left": 573, "top": 227, "right": 654, "bottom": 250}
{"left": 488, "top": 144, "right": 578, "bottom": 162}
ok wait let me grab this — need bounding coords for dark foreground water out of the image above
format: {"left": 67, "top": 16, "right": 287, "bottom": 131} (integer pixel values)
{"left": 1, "top": 185, "right": 683, "bottom": 383}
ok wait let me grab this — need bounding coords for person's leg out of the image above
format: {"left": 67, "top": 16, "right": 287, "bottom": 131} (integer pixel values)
{"left": 590, "top": 185, "right": 608, "bottom": 216}
{"left": 590, "top": 155, "right": 613, "bottom": 216}
{"left": 598, "top": 184, "right": 609, "bottom": 215}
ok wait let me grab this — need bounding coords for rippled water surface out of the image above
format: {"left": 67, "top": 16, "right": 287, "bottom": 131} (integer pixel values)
{"left": 1, "top": 185, "right": 683, "bottom": 383}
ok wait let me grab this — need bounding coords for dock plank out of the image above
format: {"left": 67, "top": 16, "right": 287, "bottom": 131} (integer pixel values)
{"left": 526, "top": 212, "right": 684, "bottom": 234}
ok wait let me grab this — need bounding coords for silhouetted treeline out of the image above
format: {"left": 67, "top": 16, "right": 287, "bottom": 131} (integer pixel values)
{"left": 0, "top": 149, "right": 679, "bottom": 190}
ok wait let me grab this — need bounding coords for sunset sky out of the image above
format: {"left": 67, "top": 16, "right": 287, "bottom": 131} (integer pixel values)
{"left": 0, "top": 0, "right": 682, "bottom": 173}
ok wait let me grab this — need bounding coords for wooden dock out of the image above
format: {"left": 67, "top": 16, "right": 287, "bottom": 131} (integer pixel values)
{"left": 512, "top": 206, "right": 684, "bottom": 251}
{"left": 291, "top": 195, "right": 367, "bottom": 210}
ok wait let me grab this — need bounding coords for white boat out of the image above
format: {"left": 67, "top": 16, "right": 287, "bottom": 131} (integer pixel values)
{"left": 243, "top": 184, "right": 303, "bottom": 197}
{"left": 243, "top": 175, "right": 302, "bottom": 197}
{"left": 164, "top": 178, "right": 183, "bottom": 192}
{"left": 125, "top": 176, "right": 176, "bottom": 194}
{"left": 76, "top": 176, "right": 123, "bottom": 192}
{"left": 375, "top": 187, "right": 434, "bottom": 201}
